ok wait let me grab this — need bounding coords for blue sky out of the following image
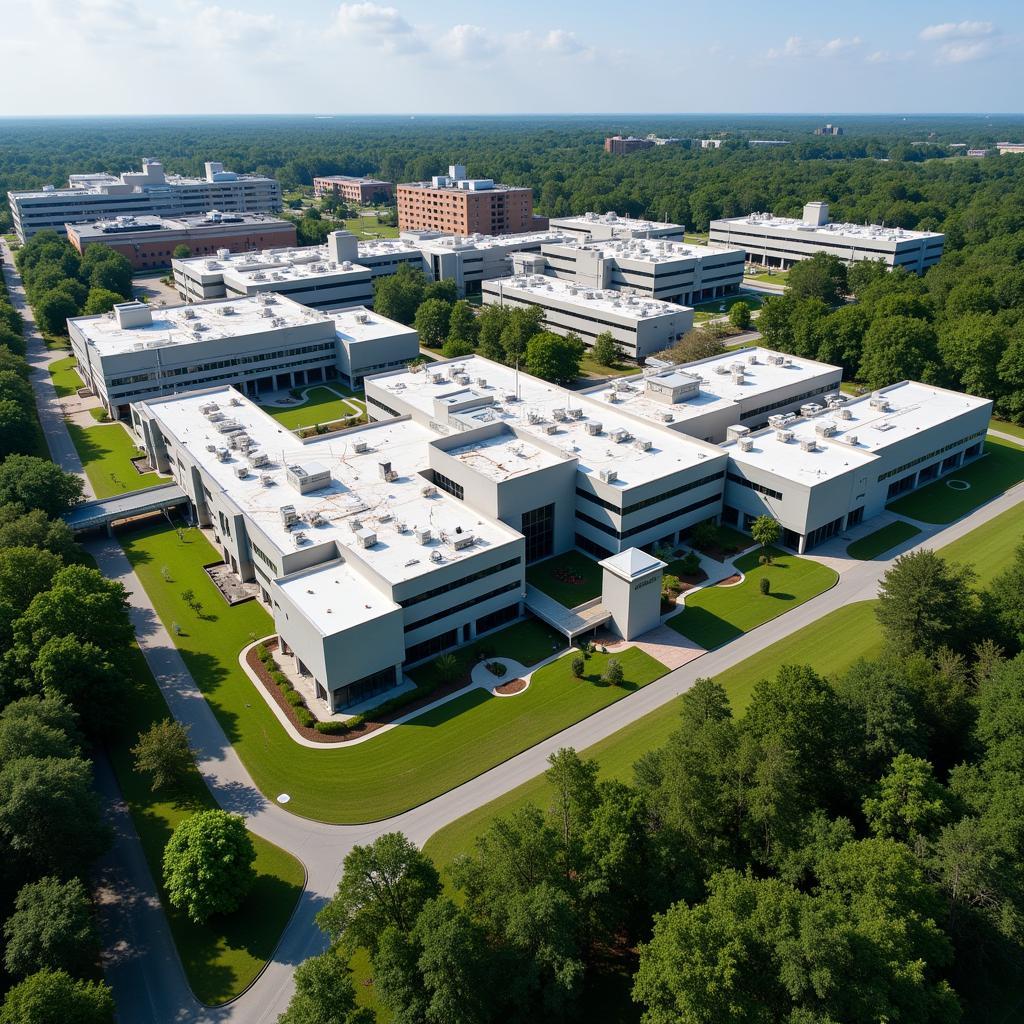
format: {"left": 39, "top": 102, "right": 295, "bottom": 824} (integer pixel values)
{"left": 2, "top": 0, "right": 1021, "bottom": 115}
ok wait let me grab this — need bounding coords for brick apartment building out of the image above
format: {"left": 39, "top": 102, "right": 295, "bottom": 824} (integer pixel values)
{"left": 604, "top": 135, "right": 656, "bottom": 155}
{"left": 312, "top": 175, "right": 394, "bottom": 204}
{"left": 397, "top": 164, "right": 546, "bottom": 236}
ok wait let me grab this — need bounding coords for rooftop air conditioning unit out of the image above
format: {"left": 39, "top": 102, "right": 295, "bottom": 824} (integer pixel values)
{"left": 846, "top": 434, "right": 858, "bottom": 446}
{"left": 230, "top": 396, "right": 242, "bottom": 406}
{"left": 199, "top": 401, "right": 218, "bottom": 415}
{"left": 837, "top": 407, "right": 852, "bottom": 420}
{"left": 610, "top": 428, "right": 630, "bottom": 443}
{"left": 430, "top": 550, "right": 444, "bottom": 563}
{"left": 552, "top": 407, "right": 567, "bottom": 421}
{"left": 503, "top": 392, "right": 517, "bottom": 403}
{"left": 415, "top": 527, "right": 432, "bottom": 545}
{"left": 714, "top": 364, "right": 730, "bottom": 375}
{"left": 635, "top": 438, "right": 652, "bottom": 451}
{"left": 221, "top": 305, "right": 235, "bottom": 315}
{"left": 747, "top": 354, "right": 758, "bottom": 364}
{"left": 869, "top": 396, "right": 890, "bottom": 411}
{"left": 738, "top": 437, "right": 754, "bottom": 452}
{"left": 776, "top": 429, "right": 793, "bottom": 443}
{"left": 250, "top": 451, "right": 269, "bottom": 468}
{"left": 280, "top": 504, "right": 298, "bottom": 526}
{"left": 599, "top": 468, "right": 617, "bottom": 483}
{"left": 294, "top": 531, "right": 307, "bottom": 546}
{"left": 353, "top": 440, "right": 368, "bottom": 454}
{"left": 216, "top": 447, "right": 229, "bottom": 461}
{"left": 800, "top": 438, "right": 817, "bottom": 452}
{"left": 234, "top": 465, "right": 248, "bottom": 479}
{"left": 260, "top": 307, "right": 274, "bottom": 318}
{"left": 801, "top": 404, "right": 823, "bottom": 417}
{"left": 205, "top": 443, "right": 217, "bottom": 453}
{"left": 585, "top": 421, "right": 602, "bottom": 435}
{"left": 476, "top": 378, "right": 487, "bottom": 387}
{"left": 456, "top": 374, "right": 471, "bottom": 385}
{"left": 261, "top": 474, "right": 273, "bottom": 487}
{"left": 452, "top": 532, "right": 475, "bottom": 550}
{"left": 767, "top": 353, "right": 784, "bottom": 366}
{"left": 421, "top": 484, "right": 437, "bottom": 498}
{"left": 731, "top": 369, "right": 745, "bottom": 384}
{"left": 183, "top": 308, "right": 197, "bottom": 320}
{"left": 815, "top": 422, "right": 836, "bottom": 438}
{"left": 567, "top": 408, "right": 584, "bottom": 420}
{"left": 356, "top": 529, "right": 377, "bottom": 549}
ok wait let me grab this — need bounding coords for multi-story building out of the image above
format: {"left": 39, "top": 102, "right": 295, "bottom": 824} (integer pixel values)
{"left": 67, "top": 294, "right": 417, "bottom": 420}
{"left": 699, "top": 139, "right": 724, "bottom": 149}
{"left": 8, "top": 160, "right": 282, "bottom": 242}
{"left": 537, "top": 236, "right": 745, "bottom": 306}
{"left": 397, "top": 164, "right": 546, "bottom": 236}
{"left": 709, "top": 201, "right": 945, "bottom": 272}
{"left": 814, "top": 124, "right": 843, "bottom": 136}
{"left": 721, "top": 382, "right": 991, "bottom": 551}
{"left": 481, "top": 274, "right": 693, "bottom": 360}
{"left": 172, "top": 231, "right": 422, "bottom": 306}
{"left": 748, "top": 140, "right": 790, "bottom": 147}
{"left": 548, "top": 212, "right": 685, "bottom": 243}
{"left": 604, "top": 136, "right": 655, "bottom": 155}
{"left": 66, "top": 212, "right": 296, "bottom": 271}
{"left": 312, "top": 175, "right": 394, "bottom": 204}
{"left": 996, "top": 142, "right": 1024, "bottom": 155}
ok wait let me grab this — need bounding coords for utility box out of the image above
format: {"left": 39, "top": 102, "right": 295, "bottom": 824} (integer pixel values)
{"left": 598, "top": 548, "right": 666, "bottom": 641}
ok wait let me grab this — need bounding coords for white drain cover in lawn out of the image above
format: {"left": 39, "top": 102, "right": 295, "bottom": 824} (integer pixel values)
{"left": 277, "top": 793, "right": 291, "bottom": 804}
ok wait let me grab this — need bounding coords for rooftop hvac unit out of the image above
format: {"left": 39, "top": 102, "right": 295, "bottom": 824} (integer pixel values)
{"left": 293, "top": 531, "right": 307, "bottom": 546}
{"left": 216, "top": 418, "right": 242, "bottom": 433}
{"left": 216, "top": 447, "right": 229, "bottom": 461}
{"left": 605, "top": 392, "right": 618, "bottom": 403}
{"left": 543, "top": 423, "right": 559, "bottom": 435}
{"left": 730, "top": 362, "right": 745, "bottom": 373}
{"left": 837, "top": 407, "right": 852, "bottom": 420}
{"left": 234, "top": 464, "right": 248, "bottom": 479}
{"left": 503, "top": 392, "right": 517, "bottom": 403}
{"left": 280, "top": 504, "right": 298, "bottom": 526}
{"left": 476, "top": 378, "right": 487, "bottom": 387}
{"left": 800, "top": 438, "right": 817, "bottom": 452}
{"left": 353, "top": 440, "right": 368, "bottom": 454}
{"left": 260, "top": 307, "right": 274, "bottom": 318}
{"left": 378, "top": 511, "right": 392, "bottom": 523}
{"left": 800, "top": 403, "right": 823, "bottom": 417}
{"left": 846, "top": 434, "right": 858, "bottom": 446}
{"left": 261, "top": 473, "right": 273, "bottom": 487}
{"left": 714, "top": 364, "right": 730, "bottom": 375}
{"left": 220, "top": 305, "right": 235, "bottom": 315}
{"left": 230, "top": 396, "right": 242, "bottom": 406}
{"left": 610, "top": 428, "right": 630, "bottom": 443}
{"left": 452, "top": 532, "right": 475, "bottom": 550}
{"left": 199, "top": 401, "right": 218, "bottom": 416}
{"left": 731, "top": 370, "right": 745, "bottom": 384}
{"left": 354, "top": 312, "right": 369, "bottom": 324}
{"left": 183, "top": 308, "right": 197, "bottom": 320}
{"left": 567, "top": 408, "right": 584, "bottom": 420}
{"left": 660, "top": 411, "right": 674, "bottom": 423}
{"left": 747, "top": 354, "right": 758, "bottom": 364}
{"left": 415, "top": 527, "right": 432, "bottom": 545}
{"left": 396, "top": 521, "right": 407, "bottom": 533}
{"left": 599, "top": 468, "right": 617, "bottom": 483}
{"left": 309, "top": 511, "right": 325, "bottom": 527}
{"left": 585, "top": 421, "right": 603, "bottom": 435}
{"left": 429, "top": 372, "right": 443, "bottom": 383}
{"left": 356, "top": 528, "right": 377, "bottom": 549}
{"left": 614, "top": 379, "right": 633, "bottom": 392}
{"left": 205, "top": 443, "right": 217, "bottom": 453}
{"left": 430, "top": 550, "right": 444, "bottom": 564}
{"left": 869, "top": 396, "right": 890, "bottom": 411}
{"left": 421, "top": 484, "right": 437, "bottom": 498}
{"left": 767, "top": 353, "right": 784, "bottom": 366}
{"left": 738, "top": 437, "right": 754, "bottom": 452}
{"left": 635, "top": 438, "right": 652, "bottom": 451}
{"left": 815, "top": 422, "right": 837, "bottom": 438}
{"left": 776, "top": 429, "right": 794, "bottom": 443}
{"left": 456, "top": 374, "right": 471, "bottom": 385}
{"left": 250, "top": 451, "right": 269, "bottom": 468}
{"left": 552, "top": 407, "right": 567, "bottom": 421}
{"left": 827, "top": 395, "right": 845, "bottom": 408}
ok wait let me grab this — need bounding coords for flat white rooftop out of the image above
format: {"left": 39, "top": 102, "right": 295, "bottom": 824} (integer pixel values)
{"left": 727, "top": 381, "right": 989, "bottom": 482}
{"left": 70, "top": 294, "right": 324, "bottom": 358}
{"left": 715, "top": 213, "right": 942, "bottom": 243}
{"left": 331, "top": 307, "right": 417, "bottom": 346}
{"left": 176, "top": 239, "right": 419, "bottom": 278}
{"left": 371, "top": 356, "right": 722, "bottom": 489}
{"left": 409, "top": 230, "right": 569, "bottom": 254}
{"left": 276, "top": 558, "right": 400, "bottom": 635}
{"left": 222, "top": 259, "right": 369, "bottom": 290}
{"left": 144, "top": 387, "right": 519, "bottom": 585}
{"left": 446, "top": 432, "right": 566, "bottom": 482}
{"left": 485, "top": 275, "right": 692, "bottom": 322}
{"left": 566, "top": 236, "right": 745, "bottom": 265}
{"left": 585, "top": 348, "right": 839, "bottom": 426}
{"left": 550, "top": 212, "right": 683, "bottom": 234}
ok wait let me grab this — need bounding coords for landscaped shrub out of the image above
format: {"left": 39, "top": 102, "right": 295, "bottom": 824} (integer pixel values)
{"left": 760, "top": 576, "right": 771, "bottom": 595}
{"left": 271, "top": 670, "right": 290, "bottom": 687}
{"left": 603, "top": 659, "right": 624, "bottom": 686}
{"left": 256, "top": 645, "right": 271, "bottom": 664}
{"left": 315, "top": 720, "right": 350, "bottom": 735}
{"left": 571, "top": 656, "right": 585, "bottom": 679}
{"left": 294, "top": 707, "right": 316, "bottom": 728}
{"left": 285, "top": 690, "right": 305, "bottom": 708}
{"left": 485, "top": 661, "right": 507, "bottom": 677}
{"left": 680, "top": 551, "right": 701, "bottom": 576}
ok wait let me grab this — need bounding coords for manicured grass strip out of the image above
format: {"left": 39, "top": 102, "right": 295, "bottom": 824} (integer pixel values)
{"left": 342, "top": 215, "right": 399, "bottom": 239}
{"left": 49, "top": 355, "right": 83, "bottom": 398}
{"left": 67, "top": 422, "right": 169, "bottom": 498}
{"left": 666, "top": 547, "right": 838, "bottom": 649}
{"left": 578, "top": 354, "right": 637, "bottom": 379}
{"left": 938, "top": 503, "right": 1023, "bottom": 587}
{"left": 887, "top": 439, "right": 1024, "bottom": 524}
{"left": 108, "top": 643, "right": 304, "bottom": 1005}
{"left": 259, "top": 385, "right": 366, "bottom": 431}
{"left": 118, "top": 522, "right": 667, "bottom": 823}
{"left": 992, "top": 420, "right": 1024, "bottom": 442}
{"left": 846, "top": 520, "right": 921, "bottom": 560}
{"left": 743, "top": 269, "right": 789, "bottom": 285}
{"left": 526, "top": 549, "right": 604, "bottom": 608}
{"left": 424, "top": 600, "right": 882, "bottom": 873}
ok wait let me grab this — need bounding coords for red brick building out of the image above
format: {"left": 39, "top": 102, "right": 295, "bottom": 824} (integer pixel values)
{"left": 312, "top": 176, "right": 394, "bottom": 204}
{"left": 66, "top": 212, "right": 297, "bottom": 271}
{"left": 604, "top": 136, "right": 656, "bottom": 155}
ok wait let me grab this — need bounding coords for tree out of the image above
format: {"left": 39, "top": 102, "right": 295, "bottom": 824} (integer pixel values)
{"left": 0, "top": 507, "right": 79, "bottom": 563}
{"left": 317, "top": 832, "right": 441, "bottom": 954}
{"left": 372, "top": 264, "right": 426, "bottom": 325}
{"left": 0, "top": 696, "right": 82, "bottom": 763}
{"left": 476, "top": 304, "right": 509, "bottom": 362}
{"left": 132, "top": 719, "right": 194, "bottom": 793}
{"left": 658, "top": 328, "right": 725, "bottom": 364}
{"left": 162, "top": 810, "right": 256, "bottom": 923}
{"left": 279, "top": 948, "right": 373, "bottom": 1024}
{"left": 447, "top": 299, "right": 479, "bottom": 347}
{"left": 989, "top": 541, "right": 1024, "bottom": 650}
{"left": 603, "top": 658, "right": 624, "bottom": 686}
{"left": 413, "top": 298, "right": 453, "bottom": 348}
{"left": 81, "top": 288, "right": 123, "bottom": 316}
{"left": 728, "top": 300, "right": 752, "bottom": 330}
{"left": 591, "top": 331, "right": 619, "bottom": 367}
{"left": 786, "top": 252, "right": 848, "bottom": 305}
{"left": 0, "top": 399, "right": 35, "bottom": 460}
{"left": 0, "top": 969, "right": 114, "bottom": 1024}
{"left": 524, "top": 331, "right": 584, "bottom": 384}
{"left": 755, "top": 293, "right": 796, "bottom": 350}
{"left": 3, "top": 877, "right": 100, "bottom": 978}
{"left": 759, "top": 575, "right": 770, "bottom": 595}
{"left": 172, "top": 244, "right": 192, "bottom": 260}
{"left": 423, "top": 279, "right": 458, "bottom": 304}
{"left": 0, "top": 457, "right": 83, "bottom": 516}
{"left": 440, "top": 336, "right": 474, "bottom": 359}
{"left": 875, "top": 550, "right": 977, "bottom": 656}
{"left": 750, "top": 515, "right": 780, "bottom": 559}
{"left": 86, "top": 253, "right": 132, "bottom": 298}
{"left": 859, "top": 316, "right": 939, "bottom": 390}
{"left": 372, "top": 926, "right": 430, "bottom": 1024}
{"left": 33, "top": 290, "right": 80, "bottom": 337}
{"left": 863, "top": 752, "right": 950, "bottom": 852}
{"left": 545, "top": 748, "right": 599, "bottom": 873}
{"left": 499, "top": 305, "right": 544, "bottom": 364}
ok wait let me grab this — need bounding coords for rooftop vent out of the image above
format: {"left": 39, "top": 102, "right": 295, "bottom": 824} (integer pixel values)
{"left": 552, "top": 407, "right": 567, "bottom": 422}
{"left": 543, "top": 423, "right": 559, "bottom": 435}
{"left": 599, "top": 468, "right": 617, "bottom": 483}
{"left": 415, "top": 527, "right": 432, "bottom": 545}
{"left": 635, "top": 438, "right": 652, "bottom": 451}
{"left": 815, "top": 422, "right": 837, "bottom": 438}
{"left": 421, "top": 484, "right": 437, "bottom": 498}
{"left": 738, "top": 437, "right": 754, "bottom": 452}
{"left": 293, "top": 531, "right": 307, "bottom": 547}
{"left": 869, "top": 396, "right": 890, "bottom": 411}
{"left": 845, "top": 434, "right": 858, "bottom": 446}
{"left": 234, "top": 465, "right": 248, "bottom": 479}
{"left": 280, "top": 505, "right": 298, "bottom": 526}
{"left": 353, "top": 440, "right": 369, "bottom": 454}
{"left": 610, "top": 427, "right": 631, "bottom": 444}
{"left": 836, "top": 407, "right": 852, "bottom": 421}
{"left": 776, "top": 429, "right": 794, "bottom": 443}
{"left": 800, "top": 438, "right": 818, "bottom": 452}
{"left": 356, "top": 528, "right": 377, "bottom": 549}
{"left": 452, "top": 532, "right": 475, "bottom": 550}
{"left": 585, "top": 421, "right": 603, "bottom": 435}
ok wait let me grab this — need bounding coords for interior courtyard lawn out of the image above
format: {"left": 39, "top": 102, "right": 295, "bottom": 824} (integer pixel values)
{"left": 423, "top": 599, "right": 882, "bottom": 873}
{"left": 846, "top": 520, "right": 921, "bottom": 560}
{"left": 67, "top": 421, "right": 168, "bottom": 498}
{"left": 743, "top": 268, "right": 789, "bottom": 285}
{"left": 578, "top": 353, "right": 639, "bottom": 379}
{"left": 49, "top": 354, "right": 83, "bottom": 397}
{"left": 118, "top": 521, "right": 667, "bottom": 823}
{"left": 259, "top": 384, "right": 366, "bottom": 431}
{"left": 526, "top": 549, "right": 604, "bottom": 607}
{"left": 342, "top": 215, "right": 399, "bottom": 239}
{"left": 107, "top": 642, "right": 304, "bottom": 1005}
{"left": 887, "top": 438, "right": 1024, "bottom": 523}
{"left": 666, "top": 546, "right": 838, "bottom": 649}
{"left": 692, "top": 293, "right": 763, "bottom": 322}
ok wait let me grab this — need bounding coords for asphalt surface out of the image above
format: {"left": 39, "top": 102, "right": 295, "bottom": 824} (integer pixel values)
{"left": 6, "top": 240, "right": 1023, "bottom": 1022}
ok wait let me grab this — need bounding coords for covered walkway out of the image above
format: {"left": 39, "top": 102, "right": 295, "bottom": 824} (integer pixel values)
{"left": 64, "top": 482, "right": 188, "bottom": 535}
{"left": 524, "top": 585, "right": 611, "bottom": 640}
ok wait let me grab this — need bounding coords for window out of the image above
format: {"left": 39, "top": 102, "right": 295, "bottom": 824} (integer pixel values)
{"left": 401, "top": 557, "right": 521, "bottom": 608}
{"left": 727, "top": 472, "right": 783, "bottom": 501}
{"left": 333, "top": 666, "right": 397, "bottom": 711}
{"left": 404, "top": 629, "right": 458, "bottom": 665}
{"left": 430, "top": 470, "right": 463, "bottom": 501}
{"left": 522, "top": 503, "right": 555, "bottom": 563}
{"left": 476, "top": 602, "right": 519, "bottom": 635}
{"left": 404, "top": 581, "right": 521, "bottom": 633}
{"left": 576, "top": 470, "right": 724, "bottom": 515}
{"left": 576, "top": 493, "right": 720, "bottom": 541}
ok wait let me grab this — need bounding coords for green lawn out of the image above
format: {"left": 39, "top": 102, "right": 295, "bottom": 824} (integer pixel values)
{"left": 692, "top": 293, "right": 763, "bottom": 323}
{"left": 578, "top": 353, "right": 639, "bottom": 379}
{"left": 744, "top": 268, "right": 789, "bottom": 285}
{"left": 887, "top": 439, "right": 1024, "bottom": 524}
{"left": 939, "top": 503, "right": 1023, "bottom": 587}
{"left": 118, "top": 522, "right": 667, "bottom": 823}
{"left": 259, "top": 385, "right": 366, "bottom": 431}
{"left": 683, "top": 233, "right": 709, "bottom": 245}
{"left": 992, "top": 420, "right": 1024, "bottom": 442}
{"left": 342, "top": 215, "right": 399, "bottom": 240}
{"left": 49, "top": 355, "right": 83, "bottom": 398}
{"left": 526, "top": 549, "right": 604, "bottom": 608}
{"left": 108, "top": 642, "right": 304, "bottom": 1005}
{"left": 66, "top": 422, "right": 169, "bottom": 498}
{"left": 424, "top": 600, "right": 881, "bottom": 872}
{"left": 846, "top": 520, "right": 921, "bottom": 560}
{"left": 666, "top": 547, "right": 838, "bottom": 649}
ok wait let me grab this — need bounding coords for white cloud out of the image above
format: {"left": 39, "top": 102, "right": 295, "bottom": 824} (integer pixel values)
{"left": 540, "top": 30, "right": 585, "bottom": 55}
{"left": 919, "top": 20, "right": 994, "bottom": 41}
{"left": 919, "top": 20, "right": 998, "bottom": 63}
{"left": 438, "top": 24, "right": 500, "bottom": 61}
{"left": 334, "top": 2, "right": 424, "bottom": 54}
{"left": 767, "top": 35, "right": 861, "bottom": 59}
{"left": 866, "top": 49, "right": 915, "bottom": 64}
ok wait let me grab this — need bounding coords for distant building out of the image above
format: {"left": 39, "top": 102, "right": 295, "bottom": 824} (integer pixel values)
{"left": 749, "top": 140, "right": 790, "bottom": 147}
{"left": 997, "top": 142, "right": 1024, "bottom": 155}
{"left": 66, "top": 212, "right": 296, "bottom": 271}
{"left": 604, "top": 136, "right": 655, "bottom": 155}
{"left": 699, "top": 139, "right": 724, "bottom": 149}
{"left": 8, "top": 160, "right": 282, "bottom": 242}
{"left": 709, "top": 201, "right": 944, "bottom": 273}
{"left": 967, "top": 149, "right": 993, "bottom": 158}
{"left": 397, "top": 164, "right": 545, "bottom": 236}
{"left": 814, "top": 124, "right": 843, "bottom": 136}
{"left": 312, "top": 176, "right": 394, "bottom": 204}
{"left": 646, "top": 134, "right": 683, "bottom": 146}
{"left": 548, "top": 211, "right": 685, "bottom": 243}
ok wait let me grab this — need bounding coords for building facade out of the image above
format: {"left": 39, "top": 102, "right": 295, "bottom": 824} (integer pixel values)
{"left": 66, "top": 212, "right": 296, "bottom": 270}
{"left": 548, "top": 212, "right": 685, "bottom": 243}
{"left": 604, "top": 136, "right": 656, "bottom": 155}
{"left": 8, "top": 160, "right": 282, "bottom": 242}
{"left": 397, "top": 165, "right": 545, "bottom": 236}
{"left": 709, "top": 201, "right": 945, "bottom": 272}
{"left": 312, "top": 176, "right": 394, "bottom": 204}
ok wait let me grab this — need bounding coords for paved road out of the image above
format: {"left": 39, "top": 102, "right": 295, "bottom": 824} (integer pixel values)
{"left": 10, "top": 239, "right": 1024, "bottom": 1021}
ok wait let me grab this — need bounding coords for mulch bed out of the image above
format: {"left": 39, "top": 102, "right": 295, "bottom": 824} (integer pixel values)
{"left": 552, "top": 567, "right": 587, "bottom": 586}
{"left": 694, "top": 542, "right": 743, "bottom": 563}
{"left": 493, "top": 677, "right": 527, "bottom": 695}
{"left": 717, "top": 574, "right": 742, "bottom": 587}
{"left": 246, "top": 639, "right": 478, "bottom": 744}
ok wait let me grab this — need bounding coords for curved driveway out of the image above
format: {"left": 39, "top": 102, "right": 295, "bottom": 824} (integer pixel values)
{"left": 6, "top": 241, "right": 1022, "bottom": 1023}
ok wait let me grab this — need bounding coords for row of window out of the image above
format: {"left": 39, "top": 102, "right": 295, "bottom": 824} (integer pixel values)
{"left": 576, "top": 492, "right": 719, "bottom": 541}
{"left": 400, "top": 556, "right": 521, "bottom": 609}
{"left": 726, "top": 471, "right": 783, "bottom": 501}
{"left": 366, "top": 394, "right": 399, "bottom": 418}
{"left": 404, "top": 580, "right": 521, "bottom": 633}
{"left": 710, "top": 227, "right": 938, "bottom": 260}
{"left": 739, "top": 382, "right": 836, "bottom": 421}
{"left": 877, "top": 430, "right": 986, "bottom": 482}
{"left": 430, "top": 469, "right": 464, "bottom": 501}
{"left": 575, "top": 470, "right": 725, "bottom": 516}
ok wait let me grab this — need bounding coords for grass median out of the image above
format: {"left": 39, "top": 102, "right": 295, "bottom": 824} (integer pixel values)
{"left": 846, "top": 520, "right": 921, "bottom": 560}
{"left": 117, "top": 521, "right": 668, "bottom": 823}
{"left": 67, "top": 421, "right": 168, "bottom": 498}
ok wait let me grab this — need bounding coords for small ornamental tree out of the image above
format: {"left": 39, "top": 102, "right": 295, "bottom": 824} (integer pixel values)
{"left": 751, "top": 515, "right": 780, "bottom": 562}
{"left": 603, "top": 659, "right": 624, "bottom": 686}
{"left": 728, "top": 300, "right": 752, "bottom": 330}
{"left": 132, "top": 719, "right": 194, "bottom": 793}
{"left": 760, "top": 575, "right": 771, "bottom": 596}
{"left": 162, "top": 810, "right": 256, "bottom": 923}
{"left": 591, "top": 331, "right": 619, "bottom": 367}
{"left": 571, "top": 656, "right": 585, "bottom": 679}
{"left": 172, "top": 244, "right": 192, "bottom": 260}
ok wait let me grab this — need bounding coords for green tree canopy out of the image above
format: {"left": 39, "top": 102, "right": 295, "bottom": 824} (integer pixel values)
{"left": 0, "top": 969, "right": 113, "bottom": 1024}
{"left": 524, "top": 331, "right": 584, "bottom": 383}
